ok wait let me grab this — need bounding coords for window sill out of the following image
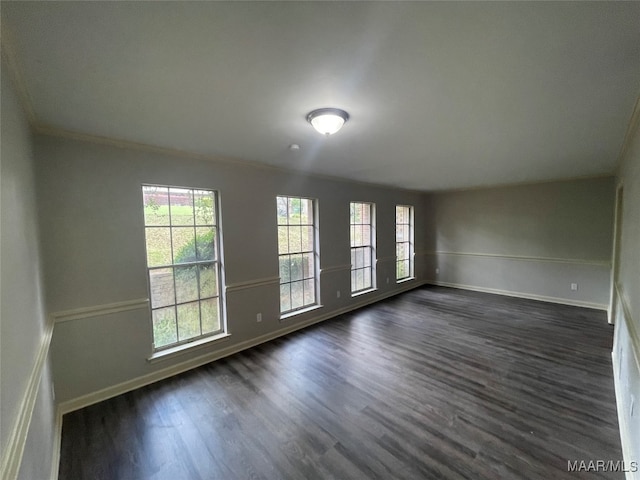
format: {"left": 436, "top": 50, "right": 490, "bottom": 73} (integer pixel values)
{"left": 280, "top": 304, "right": 323, "bottom": 322}
{"left": 147, "top": 332, "right": 231, "bottom": 363}
{"left": 352, "top": 288, "right": 377, "bottom": 298}
{"left": 396, "top": 277, "right": 415, "bottom": 284}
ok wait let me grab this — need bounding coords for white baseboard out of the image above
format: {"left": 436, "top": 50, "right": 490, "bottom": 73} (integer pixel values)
{"left": 0, "top": 320, "right": 54, "bottom": 480}
{"left": 430, "top": 281, "right": 608, "bottom": 311}
{"left": 58, "top": 280, "right": 426, "bottom": 415}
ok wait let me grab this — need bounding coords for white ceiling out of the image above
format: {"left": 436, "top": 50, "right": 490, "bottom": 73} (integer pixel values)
{"left": 2, "top": 1, "right": 640, "bottom": 191}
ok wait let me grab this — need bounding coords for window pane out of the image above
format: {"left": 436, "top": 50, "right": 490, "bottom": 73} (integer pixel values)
{"left": 363, "top": 267, "right": 372, "bottom": 289}
{"left": 175, "top": 266, "right": 199, "bottom": 304}
{"left": 364, "top": 247, "right": 372, "bottom": 268}
{"left": 303, "top": 278, "right": 315, "bottom": 305}
{"left": 276, "top": 197, "right": 288, "bottom": 225}
{"left": 355, "top": 269, "right": 364, "bottom": 291}
{"left": 149, "top": 268, "right": 175, "bottom": 308}
{"left": 288, "top": 198, "right": 301, "bottom": 225}
{"left": 199, "top": 264, "right": 217, "bottom": 298}
{"left": 201, "top": 298, "right": 220, "bottom": 334}
{"left": 280, "top": 284, "right": 291, "bottom": 312}
{"left": 289, "top": 226, "right": 302, "bottom": 254}
{"left": 356, "top": 225, "right": 364, "bottom": 246}
{"left": 402, "top": 242, "right": 410, "bottom": 260}
{"left": 194, "top": 190, "right": 215, "bottom": 225}
{"left": 278, "top": 226, "right": 290, "bottom": 254}
{"left": 169, "top": 188, "right": 194, "bottom": 226}
{"left": 396, "top": 206, "right": 407, "bottom": 224}
{"left": 153, "top": 307, "right": 177, "bottom": 348}
{"left": 177, "top": 302, "right": 200, "bottom": 341}
{"left": 351, "top": 270, "right": 357, "bottom": 292}
{"left": 350, "top": 248, "right": 356, "bottom": 268}
{"left": 279, "top": 256, "right": 291, "bottom": 284}
{"left": 300, "top": 199, "right": 313, "bottom": 225}
{"left": 290, "top": 254, "right": 303, "bottom": 282}
{"left": 172, "top": 227, "right": 196, "bottom": 264}
{"left": 361, "top": 225, "right": 371, "bottom": 246}
{"left": 301, "top": 226, "right": 313, "bottom": 252}
{"left": 354, "top": 248, "right": 362, "bottom": 269}
{"left": 143, "top": 186, "right": 170, "bottom": 226}
{"left": 397, "top": 261, "right": 406, "bottom": 279}
{"left": 195, "top": 227, "right": 215, "bottom": 261}
{"left": 350, "top": 202, "right": 359, "bottom": 224}
{"left": 290, "top": 281, "right": 304, "bottom": 310}
{"left": 146, "top": 227, "right": 172, "bottom": 267}
{"left": 350, "top": 203, "right": 356, "bottom": 224}
{"left": 302, "top": 253, "right": 314, "bottom": 279}
{"left": 362, "top": 204, "right": 371, "bottom": 224}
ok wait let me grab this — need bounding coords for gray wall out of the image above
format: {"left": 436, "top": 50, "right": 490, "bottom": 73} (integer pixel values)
{"left": 37, "top": 134, "right": 427, "bottom": 404}
{"left": 613, "top": 109, "right": 640, "bottom": 469}
{"left": 1, "top": 61, "right": 56, "bottom": 479}
{"left": 426, "top": 177, "right": 615, "bottom": 308}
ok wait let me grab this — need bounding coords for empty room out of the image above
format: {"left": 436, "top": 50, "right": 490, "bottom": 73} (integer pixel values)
{"left": 2, "top": 2, "right": 640, "bottom": 479}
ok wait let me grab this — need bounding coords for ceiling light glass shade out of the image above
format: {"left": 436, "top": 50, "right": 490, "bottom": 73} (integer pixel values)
{"left": 307, "top": 108, "right": 349, "bottom": 135}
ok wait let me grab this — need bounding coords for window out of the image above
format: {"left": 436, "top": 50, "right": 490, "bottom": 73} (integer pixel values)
{"left": 277, "top": 196, "right": 317, "bottom": 315}
{"left": 396, "top": 205, "right": 414, "bottom": 281}
{"left": 350, "top": 202, "right": 375, "bottom": 294}
{"left": 142, "top": 185, "right": 224, "bottom": 351}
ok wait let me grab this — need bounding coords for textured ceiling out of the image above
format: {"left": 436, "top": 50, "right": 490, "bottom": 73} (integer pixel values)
{"left": 2, "top": 1, "right": 640, "bottom": 191}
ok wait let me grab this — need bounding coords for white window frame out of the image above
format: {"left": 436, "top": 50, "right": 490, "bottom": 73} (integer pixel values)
{"left": 277, "top": 195, "right": 319, "bottom": 316}
{"left": 395, "top": 205, "right": 414, "bottom": 281}
{"left": 142, "top": 185, "right": 225, "bottom": 352}
{"left": 350, "top": 202, "right": 376, "bottom": 295}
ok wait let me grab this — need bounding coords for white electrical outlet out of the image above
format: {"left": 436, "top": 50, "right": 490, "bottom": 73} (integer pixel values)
{"left": 386, "top": 277, "right": 390, "bottom": 284}
{"left": 570, "top": 283, "right": 578, "bottom": 291}
{"left": 435, "top": 268, "right": 440, "bottom": 274}
{"left": 256, "top": 313, "right": 262, "bottom": 323}
{"left": 336, "top": 290, "right": 341, "bottom": 298}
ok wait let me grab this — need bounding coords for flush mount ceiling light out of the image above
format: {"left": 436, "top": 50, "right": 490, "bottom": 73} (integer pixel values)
{"left": 306, "top": 108, "right": 350, "bottom": 136}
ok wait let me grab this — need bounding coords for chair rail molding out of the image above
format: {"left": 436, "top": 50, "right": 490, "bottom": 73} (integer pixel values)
{"left": 52, "top": 298, "right": 149, "bottom": 324}
{"left": 433, "top": 251, "right": 610, "bottom": 267}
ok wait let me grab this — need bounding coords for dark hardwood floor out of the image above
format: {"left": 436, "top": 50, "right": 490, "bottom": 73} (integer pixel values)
{"left": 59, "top": 286, "right": 622, "bottom": 479}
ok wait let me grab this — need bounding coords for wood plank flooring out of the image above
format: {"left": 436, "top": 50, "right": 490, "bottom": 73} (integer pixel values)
{"left": 58, "top": 286, "right": 623, "bottom": 479}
